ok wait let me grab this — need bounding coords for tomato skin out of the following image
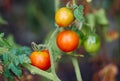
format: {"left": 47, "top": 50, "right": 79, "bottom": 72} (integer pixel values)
{"left": 30, "top": 50, "right": 51, "bottom": 70}
{"left": 55, "top": 7, "right": 74, "bottom": 27}
{"left": 56, "top": 30, "right": 79, "bottom": 52}
{"left": 83, "top": 33, "right": 101, "bottom": 53}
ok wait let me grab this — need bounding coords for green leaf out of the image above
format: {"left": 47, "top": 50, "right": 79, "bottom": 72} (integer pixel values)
{"left": 85, "top": 13, "right": 95, "bottom": 29}
{"left": 94, "top": 8, "right": 109, "bottom": 26}
{"left": 8, "top": 63, "right": 13, "bottom": 69}
{"left": 0, "top": 33, "right": 4, "bottom": 38}
{"left": 74, "top": 5, "right": 84, "bottom": 22}
{"left": 0, "top": 33, "right": 5, "bottom": 46}
{"left": 0, "top": 16, "right": 7, "bottom": 25}
{"left": 6, "top": 35, "right": 18, "bottom": 47}
{"left": 8, "top": 63, "right": 22, "bottom": 76}
{"left": 10, "top": 49, "right": 16, "bottom": 57}
{"left": 0, "top": 47, "right": 8, "bottom": 55}
{"left": 14, "top": 54, "right": 30, "bottom": 66}
{"left": 0, "top": 33, "right": 31, "bottom": 78}
{"left": 3, "top": 53, "right": 9, "bottom": 64}
{"left": 3, "top": 69, "right": 13, "bottom": 78}
{"left": 72, "top": 4, "right": 78, "bottom": 9}
{"left": 8, "top": 63, "right": 22, "bottom": 77}
{"left": 2, "top": 38, "right": 12, "bottom": 47}
{"left": 10, "top": 64, "right": 22, "bottom": 77}
{"left": 16, "top": 47, "right": 31, "bottom": 56}
{"left": 14, "top": 58, "right": 19, "bottom": 66}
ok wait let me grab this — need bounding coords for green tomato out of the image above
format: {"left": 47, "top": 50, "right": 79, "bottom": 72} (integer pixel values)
{"left": 83, "top": 33, "right": 101, "bottom": 53}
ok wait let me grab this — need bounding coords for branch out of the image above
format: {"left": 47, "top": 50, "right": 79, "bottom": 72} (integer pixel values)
{"left": 72, "top": 56, "right": 83, "bottom": 81}
{"left": 22, "top": 64, "right": 55, "bottom": 81}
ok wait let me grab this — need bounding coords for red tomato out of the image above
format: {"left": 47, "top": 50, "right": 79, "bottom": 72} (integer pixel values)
{"left": 56, "top": 30, "right": 79, "bottom": 52}
{"left": 30, "top": 50, "right": 51, "bottom": 70}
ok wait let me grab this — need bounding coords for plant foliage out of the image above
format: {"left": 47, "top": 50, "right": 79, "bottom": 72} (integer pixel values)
{"left": 0, "top": 33, "right": 31, "bottom": 78}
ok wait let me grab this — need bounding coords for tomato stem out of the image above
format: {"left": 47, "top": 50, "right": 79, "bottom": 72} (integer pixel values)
{"left": 48, "top": 46, "right": 61, "bottom": 81}
{"left": 23, "top": 64, "right": 60, "bottom": 81}
{"left": 72, "top": 0, "right": 77, "bottom": 5}
{"left": 47, "top": 27, "right": 59, "bottom": 46}
{"left": 46, "top": 27, "right": 60, "bottom": 81}
{"left": 72, "top": 56, "right": 83, "bottom": 81}
{"left": 78, "top": 21, "right": 83, "bottom": 30}
{"left": 54, "top": 0, "right": 60, "bottom": 12}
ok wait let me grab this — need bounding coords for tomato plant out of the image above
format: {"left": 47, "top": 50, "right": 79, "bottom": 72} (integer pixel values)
{"left": 55, "top": 7, "right": 74, "bottom": 27}
{"left": 0, "top": 0, "right": 104, "bottom": 81}
{"left": 30, "top": 50, "right": 51, "bottom": 70}
{"left": 83, "top": 33, "right": 101, "bottom": 53}
{"left": 56, "top": 30, "right": 79, "bottom": 52}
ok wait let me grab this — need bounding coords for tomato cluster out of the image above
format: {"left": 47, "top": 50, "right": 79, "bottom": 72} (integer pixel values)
{"left": 29, "top": 6, "right": 101, "bottom": 71}
{"left": 55, "top": 7, "right": 101, "bottom": 54}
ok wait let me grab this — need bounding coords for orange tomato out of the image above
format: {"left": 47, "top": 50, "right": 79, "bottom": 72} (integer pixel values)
{"left": 55, "top": 7, "right": 74, "bottom": 27}
{"left": 56, "top": 30, "right": 79, "bottom": 52}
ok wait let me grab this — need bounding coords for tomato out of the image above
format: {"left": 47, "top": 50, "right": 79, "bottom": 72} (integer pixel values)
{"left": 56, "top": 30, "right": 79, "bottom": 52}
{"left": 83, "top": 33, "right": 101, "bottom": 53}
{"left": 30, "top": 50, "right": 51, "bottom": 70}
{"left": 55, "top": 7, "right": 74, "bottom": 27}
{"left": 105, "top": 30, "right": 119, "bottom": 42}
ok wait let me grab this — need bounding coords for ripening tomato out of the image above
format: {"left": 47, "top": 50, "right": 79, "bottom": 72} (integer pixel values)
{"left": 83, "top": 33, "right": 101, "bottom": 53}
{"left": 105, "top": 30, "right": 119, "bottom": 42}
{"left": 56, "top": 30, "right": 79, "bottom": 52}
{"left": 30, "top": 50, "right": 51, "bottom": 70}
{"left": 55, "top": 7, "right": 74, "bottom": 27}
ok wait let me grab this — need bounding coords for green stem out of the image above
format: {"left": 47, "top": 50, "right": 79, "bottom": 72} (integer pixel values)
{"left": 47, "top": 27, "right": 59, "bottom": 46}
{"left": 54, "top": 0, "right": 60, "bottom": 12}
{"left": 47, "top": 27, "right": 60, "bottom": 81}
{"left": 23, "top": 64, "right": 59, "bottom": 81}
{"left": 72, "top": 0, "right": 76, "bottom": 5}
{"left": 72, "top": 56, "right": 83, "bottom": 81}
{"left": 48, "top": 46, "right": 61, "bottom": 81}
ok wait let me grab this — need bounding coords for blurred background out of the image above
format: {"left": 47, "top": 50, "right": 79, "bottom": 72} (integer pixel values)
{"left": 0, "top": 0, "right": 120, "bottom": 81}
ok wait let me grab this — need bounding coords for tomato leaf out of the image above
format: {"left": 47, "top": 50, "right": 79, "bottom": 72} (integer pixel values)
{"left": 16, "top": 46, "right": 31, "bottom": 56}
{"left": 6, "top": 35, "right": 18, "bottom": 47}
{"left": 72, "top": 4, "right": 78, "bottom": 9}
{"left": 10, "top": 64, "right": 22, "bottom": 77}
{"left": 0, "top": 33, "right": 31, "bottom": 78}
{"left": 3, "top": 69, "right": 13, "bottom": 78}
{"left": 18, "top": 54, "right": 31, "bottom": 64}
{"left": 2, "top": 48, "right": 31, "bottom": 78}
{"left": 0, "top": 33, "right": 4, "bottom": 38}
{"left": 74, "top": 5, "right": 84, "bottom": 22}
{"left": 85, "top": 13, "right": 95, "bottom": 29}
{"left": 10, "top": 49, "right": 16, "bottom": 57}
{"left": 0, "top": 16, "right": 7, "bottom": 25}
{"left": 3, "top": 53, "right": 9, "bottom": 64}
